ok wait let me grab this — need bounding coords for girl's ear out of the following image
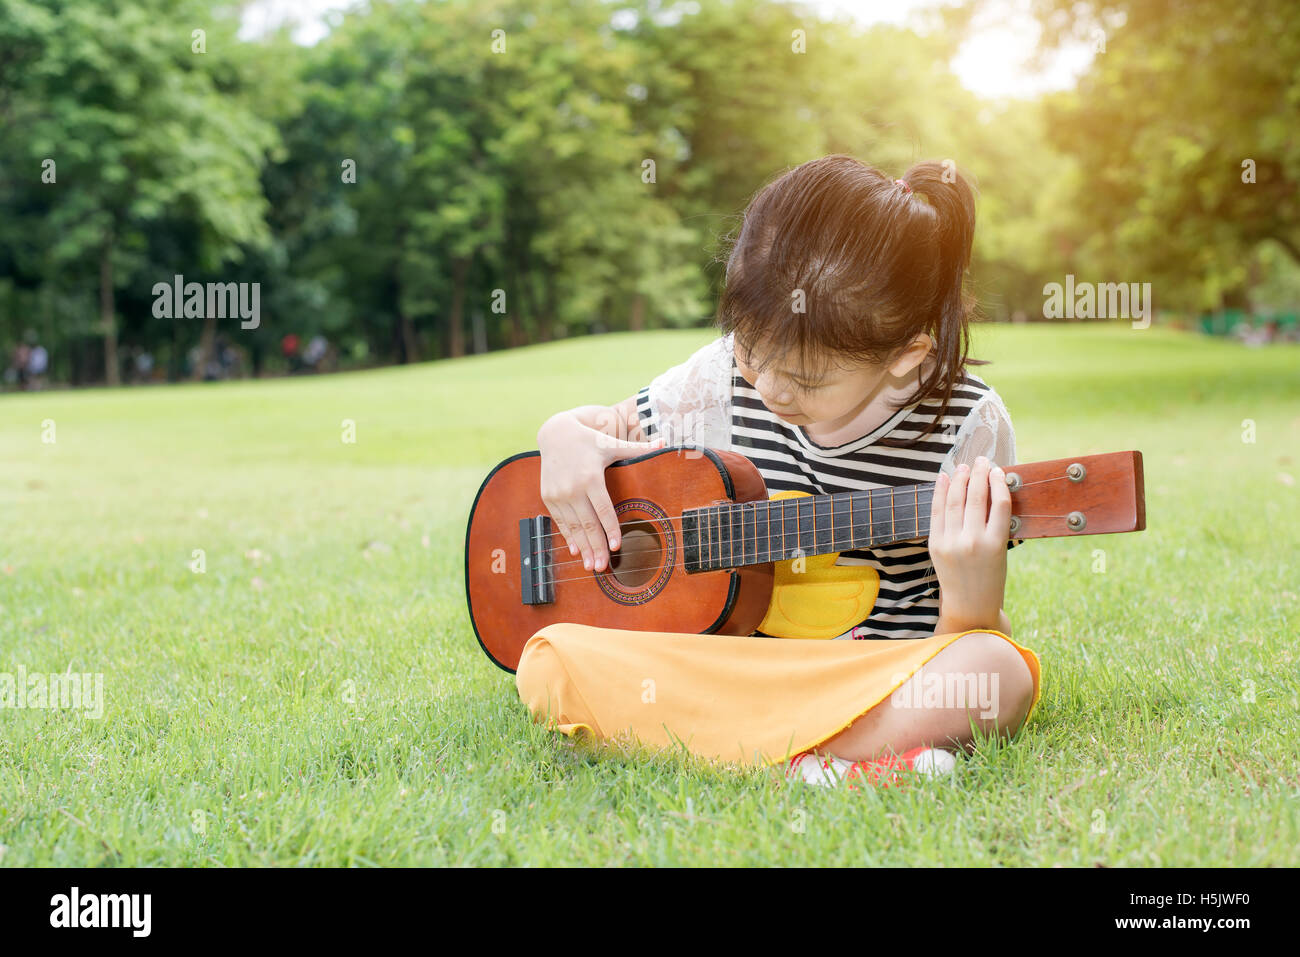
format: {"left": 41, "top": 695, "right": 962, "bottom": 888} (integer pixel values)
{"left": 886, "top": 332, "right": 933, "bottom": 378}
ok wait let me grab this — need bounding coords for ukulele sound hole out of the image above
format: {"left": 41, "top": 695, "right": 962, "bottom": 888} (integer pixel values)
{"left": 607, "top": 522, "right": 662, "bottom": 588}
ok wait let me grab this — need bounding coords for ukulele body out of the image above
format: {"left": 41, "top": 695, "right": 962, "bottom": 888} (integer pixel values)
{"left": 464, "top": 446, "right": 774, "bottom": 673}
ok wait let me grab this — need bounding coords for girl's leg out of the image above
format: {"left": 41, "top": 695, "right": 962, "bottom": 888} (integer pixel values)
{"left": 814, "top": 632, "right": 1034, "bottom": 763}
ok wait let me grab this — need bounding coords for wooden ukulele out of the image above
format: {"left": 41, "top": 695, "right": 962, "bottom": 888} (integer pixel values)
{"left": 464, "top": 446, "right": 1146, "bottom": 672}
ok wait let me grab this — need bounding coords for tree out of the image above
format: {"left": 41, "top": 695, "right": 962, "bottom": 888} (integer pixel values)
{"left": 1024, "top": 0, "right": 1300, "bottom": 308}
{"left": 0, "top": 0, "right": 276, "bottom": 383}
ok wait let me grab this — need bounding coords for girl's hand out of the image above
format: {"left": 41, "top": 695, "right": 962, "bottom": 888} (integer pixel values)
{"left": 928, "top": 455, "right": 1012, "bottom": 630}
{"left": 538, "top": 410, "right": 663, "bottom": 573}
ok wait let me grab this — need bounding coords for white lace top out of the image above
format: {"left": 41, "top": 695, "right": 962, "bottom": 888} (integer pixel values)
{"left": 635, "top": 332, "right": 1024, "bottom": 640}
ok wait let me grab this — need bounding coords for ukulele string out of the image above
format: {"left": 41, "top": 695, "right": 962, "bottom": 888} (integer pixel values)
{"left": 534, "top": 472, "right": 1082, "bottom": 585}
{"left": 533, "top": 494, "right": 941, "bottom": 573}
{"left": 529, "top": 489, "right": 942, "bottom": 545}
{"left": 531, "top": 471, "right": 1067, "bottom": 552}
{"left": 538, "top": 518, "right": 939, "bottom": 585}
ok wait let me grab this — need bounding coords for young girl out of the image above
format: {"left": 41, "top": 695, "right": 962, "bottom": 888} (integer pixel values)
{"left": 521, "top": 155, "right": 1040, "bottom": 788}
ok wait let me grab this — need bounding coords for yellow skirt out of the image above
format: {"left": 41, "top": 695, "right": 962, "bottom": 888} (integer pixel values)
{"left": 515, "top": 623, "right": 1042, "bottom": 769}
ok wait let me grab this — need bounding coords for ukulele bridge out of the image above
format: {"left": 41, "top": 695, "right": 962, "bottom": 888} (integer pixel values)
{"left": 519, "top": 515, "right": 555, "bottom": 605}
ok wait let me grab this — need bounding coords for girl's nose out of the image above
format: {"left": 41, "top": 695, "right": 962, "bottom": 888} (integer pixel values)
{"left": 753, "top": 370, "right": 793, "bottom": 407}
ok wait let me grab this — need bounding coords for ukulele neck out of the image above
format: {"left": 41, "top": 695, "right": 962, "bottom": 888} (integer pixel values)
{"left": 682, "top": 483, "right": 939, "bottom": 573}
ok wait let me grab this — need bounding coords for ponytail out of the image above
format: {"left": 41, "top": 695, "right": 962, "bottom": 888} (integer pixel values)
{"left": 872, "top": 160, "right": 985, "bottom": 448}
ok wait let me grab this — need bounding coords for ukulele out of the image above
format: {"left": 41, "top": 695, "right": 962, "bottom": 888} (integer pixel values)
{"left": 464, "top": 446, "right": 1145, "bottom": 672}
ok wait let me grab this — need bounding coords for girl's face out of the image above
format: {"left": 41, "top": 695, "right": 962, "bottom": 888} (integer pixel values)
{"left": 733, "top": 334, "right": 930, "bottom": 428}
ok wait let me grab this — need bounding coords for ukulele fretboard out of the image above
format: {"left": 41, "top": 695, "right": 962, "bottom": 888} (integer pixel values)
{"left": 682, "top": 484, "right": 937, "bottom": 573}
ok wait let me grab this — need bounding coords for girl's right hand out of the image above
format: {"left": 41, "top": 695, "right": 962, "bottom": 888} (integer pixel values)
{"left": 927, "top": 455, "right": 1011, "bottom": 630}
{"left": 538, "top": 410, "right": 664, "bottom": 573}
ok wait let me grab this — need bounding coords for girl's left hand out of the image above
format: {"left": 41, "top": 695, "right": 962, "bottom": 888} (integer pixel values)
{"left": 928, "top": 455, "right": 1011, "bottom": 629}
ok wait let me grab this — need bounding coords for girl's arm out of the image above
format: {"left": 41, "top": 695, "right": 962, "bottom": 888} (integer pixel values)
{"left": 539, "top": 396, "right": 647, "bottom": 447}
{"left": 935, "top": 604, "right": 1013, "bottom": 639}
{"left": 996, "top": 607, "right": 1013, "bottom": 638}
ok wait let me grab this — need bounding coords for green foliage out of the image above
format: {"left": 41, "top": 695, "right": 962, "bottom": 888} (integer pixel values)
{"left": 1026, "top": 0, "right": 1300, "bottom": 308}
{"left": 1, "top": 0, "right": 1297, "bottom": 382}
{"left": 0, "top": 0, "right": 278, "bottom": 382}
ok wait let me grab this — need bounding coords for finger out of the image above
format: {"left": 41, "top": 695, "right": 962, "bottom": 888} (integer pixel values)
{"left": 587, "top": 482, "right": 623, "bottom": 554}
{"left": 930, "top": 471, "right": 949, "bottom": 540}
{"left": 600, "top": 433, "right": 667, "bottom": 460}
{"left": 570, "top": 496, "right": 609, "bottom": 571}
{"left": 562, "top": 498, "right": 597, "bottom": 571}
{"left": 988, "top": 463, "right": 1012, "bottom": 538}
{"left": 945, "top": 462, "right": 968, "bottom": 531}
{"left": 963, "top": 456, "right": 991, "bottom": 536}
{"left": 590, "top": 407, "right": 623, "bottom": 439}
{"left": 540, "top": 497, "right": 572, "bottom": 556}
{"left": 546, "top": 504, "right": 572, "bottom": 556}
{"left": 553, "top": 501, "right": 584, "bottom": 562}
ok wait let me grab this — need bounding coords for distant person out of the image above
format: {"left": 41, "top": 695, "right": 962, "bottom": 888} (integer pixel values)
{"left": 6, "top": 343, "right": 30, "bottom": 388}
{"left": 1236, "top": 319, "right": 1273, "bottom": 347}
{"left": 302, "top": 334, "right": 328, "bottom": 372}
{"left": 134, "top": 349, "right": 154, "bottom": 383}
{"left": 215, "top": 334, "right": 240, "bottom": 378}
{"left": 25, "top": 341, "right": 48, "bottom": 390}
{"left": 281, "top": 333, "right": 302, "bottom": 374}
{"left": 196, "top": 337, "right": 230, "bottom": 381}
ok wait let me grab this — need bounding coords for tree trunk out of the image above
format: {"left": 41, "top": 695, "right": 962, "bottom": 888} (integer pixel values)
{"left": 100, "top": 239, "right": 119, "bottom": 386}
{"left": 510, "top": 249, "right": 531, "bottom": 348}
{"left": 391, "top": 260, "right": 419, "bottom": 364}
{"left": 508, "top": 309, "right": 524, "bottom": 349}
{"left": 193, "top": 313, "right": 217, "bottom": 381}
{"left": 399, "top": 309, "right": 419, "bottom": 364}
{"left": 448, "top": 256, "right": 469, "bottom": 359}
{"left": 537, "top": 271, "right": 557, "bottom": 342}
{"left": 629, "top": 293, "right": 646, "bottom": 331}
{"left": 1221, "top": 283, "right": 1250, "bottom": 311}
{"left": 1246, "top": 254, "right": 1263, "bottom": 313}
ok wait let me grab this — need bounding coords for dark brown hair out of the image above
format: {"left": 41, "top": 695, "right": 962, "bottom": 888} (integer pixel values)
{"left": 714, "top": 154, "right": 988, "bottom": 447}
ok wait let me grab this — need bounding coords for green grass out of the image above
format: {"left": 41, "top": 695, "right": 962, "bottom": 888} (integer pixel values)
{"left": 1, "top": 323, "right": 1297, "bottom": 866}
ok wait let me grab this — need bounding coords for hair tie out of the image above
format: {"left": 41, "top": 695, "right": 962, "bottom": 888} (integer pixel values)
{"left": 895, "top": 178, "right": 912, "bottom": 194}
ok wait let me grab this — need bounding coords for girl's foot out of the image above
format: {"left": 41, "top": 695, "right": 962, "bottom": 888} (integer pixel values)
{"left": 787, "top": 746, "right": 957, "bottom": 789}
{"left": 845, "top": 745, "right": 957, "bottom": 789}
{"left": 787, "top": 752, "right": 854, "bottom": 786}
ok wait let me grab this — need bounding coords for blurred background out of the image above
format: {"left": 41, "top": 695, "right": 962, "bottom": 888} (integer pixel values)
{"left": 1, "top": 0, "right": 1297, "bottom": 389}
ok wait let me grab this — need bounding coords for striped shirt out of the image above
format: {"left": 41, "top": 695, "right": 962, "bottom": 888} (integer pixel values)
{"left": 635, "top": 332, "right": 1023, "bottom": 640}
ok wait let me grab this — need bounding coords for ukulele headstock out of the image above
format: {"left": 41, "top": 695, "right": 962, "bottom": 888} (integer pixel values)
{"left": 1004, "top": 450, "right": 1145, "bottom": 540}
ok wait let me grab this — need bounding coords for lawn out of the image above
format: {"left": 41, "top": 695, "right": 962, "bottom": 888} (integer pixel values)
{"left": 0, "top": 323, "right": 1297, "bottom": 866}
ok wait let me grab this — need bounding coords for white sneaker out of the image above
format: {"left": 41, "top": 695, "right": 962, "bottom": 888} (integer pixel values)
{"left": 787, "top": 752, "right": 854, "bottom": 787}
{"left": 789, "top": 746, "right": 958, "bottom": 789}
